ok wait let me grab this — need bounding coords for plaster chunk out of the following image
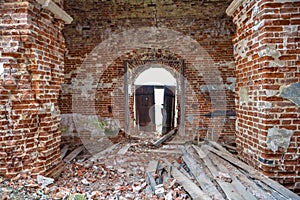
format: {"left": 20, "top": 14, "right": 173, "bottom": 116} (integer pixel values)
{"left": 258, "top": 45, "right": 284, "bottom": 66}
{"left": 186, "top": 115, "right": 194, "bottom": 125}
{"left": 265, "top": 90, "right": 278, "bottom": 97}
{"left": 236, "top": 38, "right": 248, "bottom": 58}
{"left": 267, "top": 126, "right": 293, "bottom": 153}
{"left": 279, "top": 82, "right": 300, "bottom": 107}
{"left": 200, "top": 84, "right": 226, "bottom": 92}
{"left": 238, "top": 87, "right": 249, "bottom": 105}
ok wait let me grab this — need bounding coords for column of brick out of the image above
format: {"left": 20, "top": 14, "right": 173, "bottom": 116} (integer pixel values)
{"left": 229, "top": 0, "right": 300, "bottom": 193}
{"left": 0, "top": 0, "right": 66, "bottom": 178}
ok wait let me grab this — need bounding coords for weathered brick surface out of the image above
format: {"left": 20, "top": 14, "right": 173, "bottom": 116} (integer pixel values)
{"left": 60, "top": 0, "right": 236, "bottom": 142}
{"left": 0, "top": 0, "right": 65, "bottom": 177}
{"left": 230, "top": 0, "right": 300, "bottom": 193}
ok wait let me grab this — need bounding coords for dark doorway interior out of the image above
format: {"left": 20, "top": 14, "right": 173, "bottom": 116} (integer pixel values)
{"left": 135, "top": 85, "right": 176, "bottom": 134}
{"left": 162, "top": 86, "right": 175, "bottom": 134}
{"left": 135, "top": 85, "right": 155, "bottom": 132}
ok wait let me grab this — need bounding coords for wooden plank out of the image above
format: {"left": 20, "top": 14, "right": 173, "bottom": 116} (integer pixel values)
{"left": 147, "top": 160, "right": 159, "bottom": 175}
{"left": 172, "top": 161, "right": 194, "bottom": 180}
{"left": 221, "top": 143, "right": 237, "bottom": 152}
{"left": 170, "top": 164, "right": 211, "bottom": 200}
{"left": 143, "top": 149, "right": 181, "bottom": 154}
{"left": 193, "top": 145, "right": 245, "bottom": 200}
{"left": 207, "top": 140, "right": 229, "bottom": 153}
{"left": 117, "top": 143, "right": 131, "bottom": 155}
{"left": 89, "top": 143, "right": 120, "bottom": 161}
{"left": 254, "top": 179, "right": 288, "bottom": 200}
{"left": 146, "top": 171, "right": 157, "bottom": 192}
{"left": 63, "top": 146, "right": 84, "bottom": 163}
{"left": 210, "top": 153, "right": 256, "bottom": 200}
{"left": 216, "top": 153, "right": 276, "bottom": 200}
{"left": 182, "top": 146, "right": 224, "bottom": 200}
{"left": 60, "top": 145, "right": 69, "bottom": 159}
{"left": 153, "top": 129, "right": 177, "bottom": 147}
{"left": 205, "top": 145, "right": 300, "bottom": 200}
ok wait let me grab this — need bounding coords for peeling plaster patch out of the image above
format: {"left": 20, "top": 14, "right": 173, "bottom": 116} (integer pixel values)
{"left": 220, "top": 61, "right": 235, "bottom": 69}
{"left": 258, "top": 45, "right": 284, "bottom": 66}
{"left": 81, "top": 74, "right": 94, "bottom": 96}
{"left": 235, "top": 119, "right": 239, "bottom": 131}
{"left": 227, "top": 77, "right": 236, "bottom": 83}
{"left": 227, "top": 77, "right": 236, "bottom": 92}
{"left": 267, "top": 126, "right": 293, "bottom": 153}
{"left": 260, "top": 101, "right": 273, "bottom": 109}
{"left": 0, "top": 63, "right": 4, "bottom": 75}
{"left": 69, "top": 114, "right": 120, "bottom": 138}
{"left": 283, "top": 25, "right": 298, "bottom": 33}
{"left": 186, "top": 115, "right": 194, "bottom": 125}
{"left": 265, "top": 90, "right": 279, "bottom": 97}
{"left": 252, "top": 20, "right": 264, "bottom": 31}
{"left": 238, "top": 87, "right": 249, "bottom": 105}
{"left": 236, "top": 38, "right": 248, "bottom": 58}
{"left": 279, "top": 82, "right": 300, "bottom": 107}
{"left": 2, "top": 40, "right": 19, "bottom": 52}
{"left": 200, "top": 84, "right": 225, "bottom": 92}
{"left": 252, "top": 1, "right": 259, "bottom": 18}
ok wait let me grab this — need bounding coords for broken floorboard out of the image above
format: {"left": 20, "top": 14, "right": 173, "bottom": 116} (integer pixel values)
{"left": 153, "top": 129, "right": 177, "bottom": 147}
{"left": 63, "top": 146, "right": 84, "bottom": 163}
{"left": 204, "top": 144, "right": 300, "bottom": 200}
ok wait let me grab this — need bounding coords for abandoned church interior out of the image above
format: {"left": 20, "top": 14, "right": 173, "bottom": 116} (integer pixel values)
{"left": 0, "top": 0, "right": 300, "bottom": 198}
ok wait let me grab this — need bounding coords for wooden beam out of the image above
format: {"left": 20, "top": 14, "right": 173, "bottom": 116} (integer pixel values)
{"left": 170, "top": 164, "right": 211, "bottom": 200}
{"left": 60, "top": 145, "right": 69, "bottom": 159}
{"left": 63, "top": 146, "right": 84, "bottom": 163}
{"left": 210, "top": 153, "right": 256, "bottom": 200}
{"left": 153, "top": 129, "right": 177, "bottom": 147}
{"left": 205, "top": 145, "right": 300, "bottom": 200}
{"left": 117, "top": 143, "right": 131, "bottom": 155}
{"left": 89, "top": 143, "right": 120, "bottom": 161}
{"left": 193, "top": 145, "right": 245, "bottom": 200}
{"left": 182, "top": 146, "right": 224, "bottom": 199}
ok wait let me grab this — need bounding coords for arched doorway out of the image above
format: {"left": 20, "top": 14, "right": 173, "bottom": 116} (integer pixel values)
{"left": 134, "top": 67, "right": 177, "bottom": 134}
{"left": 124, "top": 60, "right": 185, "bottom": 136}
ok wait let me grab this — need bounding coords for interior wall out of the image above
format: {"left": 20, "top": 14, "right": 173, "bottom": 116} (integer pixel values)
{"left": 59, "top": 0, "right": 236, "bottom": 142}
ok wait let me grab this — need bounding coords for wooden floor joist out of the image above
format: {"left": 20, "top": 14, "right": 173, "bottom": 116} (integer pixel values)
{"left": 182, "top": 146, "right": 224, "bottom": 200}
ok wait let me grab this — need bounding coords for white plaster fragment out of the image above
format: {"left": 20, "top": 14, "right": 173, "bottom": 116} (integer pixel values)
{"left": 265, "top": 90, "right": 278, "bottom": 97}
{"left": 267, "top": 127, "right": 293, "bottom": 153}
{"left": 252, "top": 2, "right": 259, "bottom": 18}
{"left": 252, "top": 20, "right": 264, "bottom": 31}
{"left": 236, "top": 38, "right": 248, "bottom": 58}
{"left": 0, "top": 63, "right": 4, "bottom": 76}
{"left": 238, "top": 87, "right": 249, "bottom": 105}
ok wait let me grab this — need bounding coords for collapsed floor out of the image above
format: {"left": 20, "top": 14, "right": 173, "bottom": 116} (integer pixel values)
{"left": 0, "top": 133, "right": 299, "bottom": 200}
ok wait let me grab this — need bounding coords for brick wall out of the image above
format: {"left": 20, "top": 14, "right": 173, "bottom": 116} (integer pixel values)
{"left": 228, "top": 0, "right": 300, "bottom": 193}
{"left": 0, "top": 0, "right": 66, "bottom": 178}
{"left": 60, "top": 0, "right": 236, "bottom": 143}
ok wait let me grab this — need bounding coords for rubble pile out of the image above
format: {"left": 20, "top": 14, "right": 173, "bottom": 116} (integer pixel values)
{"left": 0, "top": 134, "right": 299, "bottom": 200}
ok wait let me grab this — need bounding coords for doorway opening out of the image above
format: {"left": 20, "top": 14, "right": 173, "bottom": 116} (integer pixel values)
{"left": 134, "top": 68, "right": 177, "bottom": 135}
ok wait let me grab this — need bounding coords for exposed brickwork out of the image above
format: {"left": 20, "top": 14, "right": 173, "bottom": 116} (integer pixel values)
{"left": 230, "top": 0, "right": 300, "bottom": 193}
{"left": 60, "top": 0, "right": 236, "bottom": 142}
{"left": 0, "top": 0, "right": 66, "bottom": 177}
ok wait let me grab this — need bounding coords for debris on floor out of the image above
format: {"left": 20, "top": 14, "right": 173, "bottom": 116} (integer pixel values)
{"left": 0, "top": 137, "right": 299, "bottom": 200}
